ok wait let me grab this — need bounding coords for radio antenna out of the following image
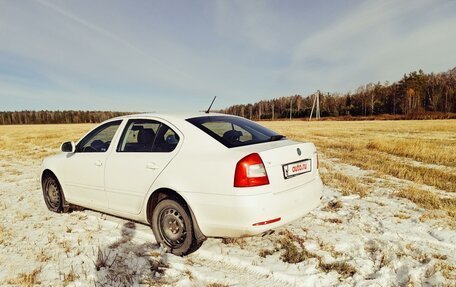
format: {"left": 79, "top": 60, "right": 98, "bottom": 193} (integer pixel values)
{"left": 205, "top": 96, "right": 217, "bottom": 114}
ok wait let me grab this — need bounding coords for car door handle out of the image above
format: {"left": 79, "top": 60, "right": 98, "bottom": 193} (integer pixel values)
{"left": 146, "top": 162, "right": 159, "bottom": 170}
{"left": 94, "top": 160, "right": 103, "bottom": 167}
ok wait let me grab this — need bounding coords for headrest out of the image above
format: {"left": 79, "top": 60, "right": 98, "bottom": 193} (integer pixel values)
{"left": 138, "top": 128, "right": 155, "bottom": 144}
{"left": 222, "top": 130, "right": 243, "bottom": 142}
{"left": 166, "top": 134, "right": 179, "bottom": 145}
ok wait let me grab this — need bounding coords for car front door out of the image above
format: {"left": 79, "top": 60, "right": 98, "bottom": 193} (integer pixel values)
{"left": 104, "top": 118, "right": 182, "bottom": 215}
{"left": 61, "top": 120, "right": 123, "bottom": 209}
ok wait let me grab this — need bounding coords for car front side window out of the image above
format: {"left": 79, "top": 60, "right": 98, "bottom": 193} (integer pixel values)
{"left": 77, "top": 120, "right": 122, "bottom": 153}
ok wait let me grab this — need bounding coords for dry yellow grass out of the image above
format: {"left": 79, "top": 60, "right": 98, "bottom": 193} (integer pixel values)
{"left": 419, "top": 210, "right": 456, "bottom": 229}
{"left": 262, "top": 120, "right": 456, "bottom": 193}
{"left": 323, "top": 147, "right": 456, "bottom": 193}
{"left": 365, "top": 138, "right": 456, "bottom": 167}
{"left": 0, "top": 224, "right": 11, "bottom": 245}
{"left": 278, "top": 230, "right": 356, "bottom": 277}
{"left": 0, "top": 124, "right": 94, "bottom": 161}
{"left": 206, "top": 284, "right": 230, "bottom": 287}
{"left": 36, "top": 249, "right": 51, "bottom": 262}
{"left": 0, "top": 120, "right": 454, "bottom": 224}
{"left": 7, "top": 267, "right": 42, "bottom": 287}
{"left": 262, "top": 120, "right": 456, "bottom": 226}
{"left": 321, "top": 200, "right": 343, "bottom": 212}
{"left": 1, "top": 120, "right": 453, "bottom": 168}
{"left": 395, "top": 187, "right": 456, "bottom": 219}
{"left": 394, "top": 213, "right": 411, "bottom": 220}
{"left": 434, "top": 262, "right": 456, "bottom": 280}
{"left": 61, "top": 266, "right": 79, "bottom": 285}
{"left": 320, "top": 169, "right": 368, "bottom": 197}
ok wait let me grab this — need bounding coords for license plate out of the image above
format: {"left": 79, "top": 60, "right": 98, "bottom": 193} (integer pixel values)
{"left": 283, "top": 159, "right": 312, "bottom": 179}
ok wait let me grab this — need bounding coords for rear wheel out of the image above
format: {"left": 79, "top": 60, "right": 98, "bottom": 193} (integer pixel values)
{"left": 42, "top": 175, "right": 64, "bottom": 213}
{"left": 151, "top": 199, "right": 202, "bottom": 256}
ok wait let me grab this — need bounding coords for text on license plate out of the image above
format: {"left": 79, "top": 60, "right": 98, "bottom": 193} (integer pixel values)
{"left": 283, "top": 159, "right": 312, "bottom": 179}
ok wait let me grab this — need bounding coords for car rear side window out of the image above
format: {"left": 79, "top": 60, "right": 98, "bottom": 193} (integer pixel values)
{"left": 186, "top": 116, "right": 284, "bottom": 148}
{"left": 117, "top": 119, "right": 180, "bottom": 152}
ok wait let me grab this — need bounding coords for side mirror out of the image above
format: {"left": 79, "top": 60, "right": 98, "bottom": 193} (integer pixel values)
{"left": 61, "top": 141, "right": 76, "bottom": 153}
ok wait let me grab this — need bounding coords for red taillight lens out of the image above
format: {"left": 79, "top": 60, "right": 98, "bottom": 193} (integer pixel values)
{"left": 252, "top": 217, "right": 281, "bottom": 226}
{"left": 234, "top": 153, "right": 270, "bottom": 187}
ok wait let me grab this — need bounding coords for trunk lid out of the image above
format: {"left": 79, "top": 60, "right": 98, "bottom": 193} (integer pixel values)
{"left": 234, "top": 140, "right": 318, "bottom": 193}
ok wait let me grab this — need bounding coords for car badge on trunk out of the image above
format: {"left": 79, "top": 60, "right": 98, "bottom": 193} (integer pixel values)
{"left": 297, "top": 148, "right": 301, "bottom": 156}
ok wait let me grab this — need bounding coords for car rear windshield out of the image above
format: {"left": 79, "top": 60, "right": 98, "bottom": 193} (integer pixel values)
{"left": 186, "top": 116, "right": 285, "bottom": 148}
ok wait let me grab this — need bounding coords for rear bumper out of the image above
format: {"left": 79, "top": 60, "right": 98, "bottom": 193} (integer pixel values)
{"left": 186, "top": 176, "right": 323, "bottom": 237}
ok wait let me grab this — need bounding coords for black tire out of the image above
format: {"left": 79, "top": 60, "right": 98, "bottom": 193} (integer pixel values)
{"left": 42, "top": 175, "right": 64, "bottom": 213}
{"left": 151, "top": 199, "right": 202, "bottom": 256}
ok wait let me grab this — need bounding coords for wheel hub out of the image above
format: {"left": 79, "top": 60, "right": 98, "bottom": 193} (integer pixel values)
{"left": 160, "top": 208, "right": 186, "bottom": 246}
{"left": 46, "top": 180, "right": 60, "bottom": 208}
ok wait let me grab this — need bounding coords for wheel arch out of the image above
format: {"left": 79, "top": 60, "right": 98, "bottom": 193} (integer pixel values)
{"left": 41, "top": 168, "right": 72, "bottom": 212}
{"left": 146, "top": 188, "right": 206, "bottom": 242}
{"left": 41, "top": 169, "right": 57, "bottom": 184}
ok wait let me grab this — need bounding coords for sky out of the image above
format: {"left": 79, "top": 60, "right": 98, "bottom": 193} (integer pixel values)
{"left": 1, "top": 0, "right": 455, "bottom": 112}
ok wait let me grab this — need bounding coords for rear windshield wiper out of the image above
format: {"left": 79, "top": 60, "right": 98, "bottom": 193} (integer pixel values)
{"left": 270, "top": 135, "right": 285, "bottom": 141}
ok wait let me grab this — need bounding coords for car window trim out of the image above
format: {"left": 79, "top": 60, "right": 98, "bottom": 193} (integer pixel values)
{"left": 116, "top": 118, "right": 179, "bottom": 153}
{"left": 76, "top": 120, "right": 122, "bottom": 153}
{"left": 186, "top": 116, "right": 282, "bottom": 148}
{"left": 116, "top": 118, "right": 160, "bottom": 152}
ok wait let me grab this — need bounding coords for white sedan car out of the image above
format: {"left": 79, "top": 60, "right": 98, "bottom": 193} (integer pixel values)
{"left": 41, "top": 113, "right": 323, "bottom": 255}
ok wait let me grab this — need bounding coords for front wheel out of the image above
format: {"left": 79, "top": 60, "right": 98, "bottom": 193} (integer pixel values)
{"left": 42, "top": 175, "right": 64, "bottom": 213}
{"left": 151, "top": 199, "right": 202, "bottom": 256}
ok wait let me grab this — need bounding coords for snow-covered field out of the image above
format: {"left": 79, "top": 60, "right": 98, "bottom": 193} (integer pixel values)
{"left": 1, "top": 154, "right": 455, "bottom": 287}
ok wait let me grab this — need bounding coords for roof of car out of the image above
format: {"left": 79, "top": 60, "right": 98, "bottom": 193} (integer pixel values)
{"left": 112, "top": 112, "right": 239, "bottom": 122}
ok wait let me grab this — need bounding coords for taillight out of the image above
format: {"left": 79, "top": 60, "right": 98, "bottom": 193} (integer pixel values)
{"left": 234, "top": 153, "right": 270, "bottom": 187}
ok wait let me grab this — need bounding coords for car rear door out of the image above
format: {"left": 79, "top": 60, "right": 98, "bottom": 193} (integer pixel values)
{"left": 104, "top": 118, "right": 182, "bottom": 215}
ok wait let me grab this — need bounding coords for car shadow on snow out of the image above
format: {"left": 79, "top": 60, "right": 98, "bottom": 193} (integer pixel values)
{"left": 93, "top": 221, "right": 169, "bottom": 286}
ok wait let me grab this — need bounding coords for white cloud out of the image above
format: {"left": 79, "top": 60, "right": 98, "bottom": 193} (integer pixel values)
{"left": 285, "top": 0, "right": 456, "bottom": 93}
{"left": 0, "top": 0, "right": 286, "bottom": 109}
{"left": 213, "top": 0, "right": 286, "bottom": 52}
{"left": 0, "top": 0, "right": 455, "bottom": 111}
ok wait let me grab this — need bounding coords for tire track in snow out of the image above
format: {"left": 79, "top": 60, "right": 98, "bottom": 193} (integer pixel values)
{"left": 88, "top": 213, "right": 302, "bottom": 286}
{"left": 84, "top": 211, "right": 156, "bottom": 243}
{"left": 87, "top": 213, "right": 297, "bottom": 286}
{"left": 188, "top": 249, "right": 298, "bottom": 287}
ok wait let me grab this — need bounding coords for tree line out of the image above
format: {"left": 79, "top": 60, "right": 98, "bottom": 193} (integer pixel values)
{"left": 220, "top": 67, "right": 456, "bottom": 120}
{"left": 2, "top": 67, "right": 455, "bottom": 124}
{"left": 0, "top": 110, "right": 132, "bottom": 125}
